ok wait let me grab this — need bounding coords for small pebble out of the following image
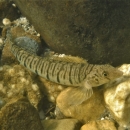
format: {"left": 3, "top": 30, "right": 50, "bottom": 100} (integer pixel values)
{"left": 12, "top": 3, "right": 16, "bottom": 7}
{"left": 2, "top": 18, "right": 11, "bottom": 26}
{"left": 39, "top": 110, "right": 45, "bottom": 120}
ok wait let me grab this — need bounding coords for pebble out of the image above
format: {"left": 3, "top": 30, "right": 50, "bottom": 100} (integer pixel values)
{"left": 2, "top": 18, "right": 11, "bottom": 26}
{"left": 14, "top": 36, "right": 42, "bottom": 55}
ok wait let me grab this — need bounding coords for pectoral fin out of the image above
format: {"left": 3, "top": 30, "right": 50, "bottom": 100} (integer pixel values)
{"left": 57, "top": 86, "right": 93, "bottom": 106}
{"left": 81, "top": 80, "right": 93, "bottom": 99}
{"left": 68, "top": 86, "right": 93, "bottom": 105}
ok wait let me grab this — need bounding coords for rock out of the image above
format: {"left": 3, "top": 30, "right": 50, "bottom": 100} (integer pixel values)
{"left": 0, "top": 97, "right": 43, "bottom": 130}
{"left": 42, "top": 119, "right": 81, "bottom": 130}
{"left": 13, "top": 0, "right": 130, "bottom": 66}
{"left": 56, "top": 87, "right": 106, "bottom": 123}
{"left": 104, "top": 76, "right": 130, "bottom": 130}
{"left": 0, "top": 64, "right": 45, "bottom": 113}
{"left": 104, "top": 64, "right": 130, "bottom": 129}
{"left": 1, "top": 33, "right": 17, "bottom": 65}
{"left": 1, "top": 24, "right": 41, "bottom": 65}
{"left": 80, "top": 120, "right": 117, "bottom": 130}
{"left": 2, "top": 18, "right": 11, "bottom": 26}
{"left": 26, "top": 82, "right": 44, "bottom": 111}
{"left": 39, "top": 77, "right": 66, "bottom": 103}
{"left": 0, "top": 65, "right": 31, "bottom": 98}
{"left": 14, "top": 36, "right": 42, "bottom": 55}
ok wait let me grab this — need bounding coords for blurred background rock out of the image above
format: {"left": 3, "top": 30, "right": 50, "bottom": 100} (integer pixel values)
{"left": 13, "top": 0, "right": 130, "bottom": 66}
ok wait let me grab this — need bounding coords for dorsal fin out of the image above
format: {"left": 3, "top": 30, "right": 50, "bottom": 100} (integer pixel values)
{"left": 14, "top": 37, "right": 87, "bottom": 64}
{"left": 49, "top": 54, "right": 87, "bottom": 63}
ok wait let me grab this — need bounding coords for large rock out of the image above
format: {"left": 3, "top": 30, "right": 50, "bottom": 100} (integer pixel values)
{"left": 13, "top": 0, "right": 130, "bottom": 66}
{"left": 0, "top": 97, "right": 43, "bottom": 130}
{"left": 104, "top": 76, "right": 130, "bottom": 130}
{"left": 104, "top": 64, "right": 130, "bottom": 130}
{"left": 56, "top": 87, "right": 106, "bottom": 123}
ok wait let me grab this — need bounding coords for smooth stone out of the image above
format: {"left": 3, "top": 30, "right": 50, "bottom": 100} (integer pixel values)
{"left": 80, "top": 120, "right": 117, "bottom": 130}
{"left": 56, "top": 87, "right": 106, "bottom": 123}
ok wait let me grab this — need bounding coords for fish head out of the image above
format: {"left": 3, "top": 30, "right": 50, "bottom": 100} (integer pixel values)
{"left": 86, "top": 64, "right": 123, "bottom": 87}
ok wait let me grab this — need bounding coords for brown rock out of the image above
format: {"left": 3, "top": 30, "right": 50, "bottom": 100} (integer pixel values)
{"left": 42, "top": 119, "right": 81, "bottom": 130}
{"left": 80, "top": 120, "right": 117, "bottom": 130}
{"left": 0, "top": 97, "right": 43, "bottom": 130}
{"left": 7, "top": 25, "right": 41, "bottom": 42}
{"left": 0, "top": 65, "right": 31, "bottom": 98}
{"left": 56, "top": 87, "right": 106, "bottom": 123}
{"left": 1, "top": 34, "right": 17, "bottom": 65}
{"left": 13, "top": 0, "right": 130, "bottom": 66}
{"left": 0, "top": 64, "right": 45, "bottom": 113}
{"left": 39, "top": 77, "right": 66, "bottom": 103}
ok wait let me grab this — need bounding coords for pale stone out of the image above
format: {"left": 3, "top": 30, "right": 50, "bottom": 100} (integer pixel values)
{"left": 2, "top": 18, "right": 11, "bottom": 26}
{"left": 104, "top": 64, "right": 130, "bottom": 129}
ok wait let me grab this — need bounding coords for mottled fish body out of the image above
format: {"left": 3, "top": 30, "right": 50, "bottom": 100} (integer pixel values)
{"left": 11, "top": 37, "right": 123, "bottom": 104}
{"left": 11, "top": 43, "right": 93, "bottom": 86}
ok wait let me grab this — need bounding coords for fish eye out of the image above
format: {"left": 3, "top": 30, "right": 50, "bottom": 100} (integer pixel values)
{"left": 102, "top": 71, "right": 108, "bottom": 77}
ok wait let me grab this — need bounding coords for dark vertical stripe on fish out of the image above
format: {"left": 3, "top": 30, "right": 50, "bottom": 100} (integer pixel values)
{"left": 41, "top": 60, "right": 49, "bottom": 79}
{"left": 35, "top": 57, "right": 42, "bottom": 74}
{"left": 36, "top": 58, "right": 43, "bottom": 75}
{"left": 79, "top": 64, "right": 89, "bottom": 82}
{"left": 55, "top": 61, "right": 63, "bottom": 83}
{"left": 17, "top": 51, "right": 24, "bottom": 62}
{"left": 39, "top": 60, "right": 44, "bottom": 75}
{"left": 74, "top": 64, "right": 81, "bottom": 84}
{"left": 48, "top": 61, "right": 56, "bottom": 79}
{"left": 87, "top": 64, "right": 95, "bottom": 74}
{"left": 51, "top": 61, "right": 57, "bottom": 77}
{"left": 23, "top": 54, "right": 31, "bottom": 67}
{"left": 69, "top": 63, "right": 73, "bottom": 84}
{"left": 28, "top": 56, "right": 35, "bottom": 69}
{"left": 52, "top": 62, "right": 63, "bottom": 83}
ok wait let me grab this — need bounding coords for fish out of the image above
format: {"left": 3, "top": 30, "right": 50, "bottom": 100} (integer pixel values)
{"left": 11, "top": 37, "right": 123, "bottom": 104}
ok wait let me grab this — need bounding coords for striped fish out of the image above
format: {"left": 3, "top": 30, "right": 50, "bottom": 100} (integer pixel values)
{"left": 11, "top": 40, "right": 123, "bottom": 104}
